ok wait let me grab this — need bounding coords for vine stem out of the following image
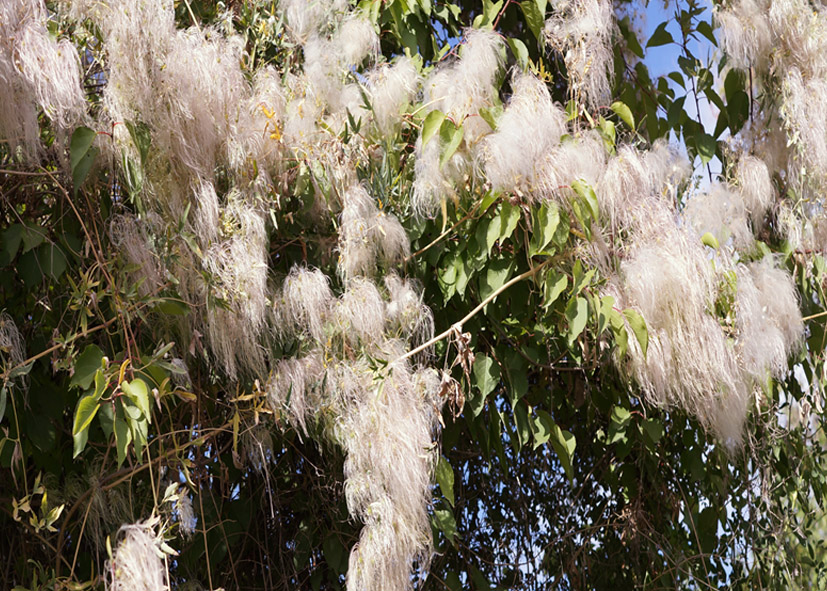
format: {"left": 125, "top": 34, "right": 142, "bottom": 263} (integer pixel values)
{"left": 54, "top": 420, "right": 233, "bottom": 579}
{"left": 395, "top": 258, "right": 553, "bottom": 364}
{"left": 404, "top": 200, "right": 487, "bottom": 263}
{"left": 0, "top": 284, "right": 166, "bottom": 383}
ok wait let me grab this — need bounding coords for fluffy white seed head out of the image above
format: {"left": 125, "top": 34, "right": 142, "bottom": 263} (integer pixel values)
{"left": 105, "top": 520, "right": 169, "bottom": 591}
{"left": 156, "top": 28, "right": 248, "bottom": 179}
{"left": 412, "top": 134, "right": 449, "bottom": 216}
{"left": 174, "top": 492, "right": 197, "bottom": 538}
{"left": 331, "top": 357, "right": 441, "bottom": 591}
{"left": 684, "top": 184, "right": 753, "bottom": 251}
{"left": 276, "top": 266, "right": 334, "bottom": 342}
{"left": 0, "top": 0, "right": 86, "bottom": 158}
{"left": 780, "top": 67, "right": 827, "bottom": 183}
{"left": 200, "top": 196, "right": 269, "bottom": 378}
{"left": 620, "top": 235, "right": 715, "bottom": 332}
{"left": 335, "top": 278, "right": 386, "bottom": 345}
{"left": 367, "top": 57, "right": 419, "bottom": 134}
{"left": 339, "top": 184, "right": 409, "bottom": 279}
{"left": 109, "top": 214, "right": 166, "bottom": 297}
{"left": 14, "top": 21, "right": 86, "bottom": 128}
{"left": 483, "top": 72, "right": 567, "bottom": 196}
{"left": 0, "top": 312, "right": 25, "bottom": 370}
{"left": 267, "top": 351, "right": 324, "bottom": 435}
{"left": 413, "top": 34, "right": 503, "bottom": 215}
{"left": 717, "top": 0, "right": 773, "bottom": 70}
{"left": 735, "top": 154, "right": 775, "bottom": 218}
{"left": 384, "top": 274, "right": 434, "bottom": 350}
{"left": 737, "top": 257, "right": 803, "bottom": 378}
{"left": 545, "top": 0, "right": 615, "bottom": 107}
{"left": 412, "top": 30, "right": 505, "bottom": 215}
{"left": 768, "top": 0, "right": 827, "bottom": 78}
{"left": 281, "top": 0, "right": 348, "bottom": 43}
{"left": 422, "top": 28, "right": 504, "bottom": 145}
{"left": 333, "top": 16, "right": 379, "bottom": 66}
{"left": 192, "top": 181, "right": 221, "bottom": 245}
{"left": 538, "top": 130, "right": 608, "bottom": 201}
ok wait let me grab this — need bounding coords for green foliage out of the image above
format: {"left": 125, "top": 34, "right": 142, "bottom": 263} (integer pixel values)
{"left": 2, "top": 1, "right": 827, "bottom": 591}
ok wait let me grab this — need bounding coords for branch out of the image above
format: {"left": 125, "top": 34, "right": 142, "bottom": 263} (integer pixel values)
{"left": 395, "top": 258, "right": 553, "bottom": 364}
{"left": 404, "top": 199, "right": 492, "bottom": 263}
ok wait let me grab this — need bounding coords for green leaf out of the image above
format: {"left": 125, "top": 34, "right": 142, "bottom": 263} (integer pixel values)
{"left": 668, "top": 71, "right": 685, "bottom": 89}
{"left": 93, "top": 368, "right": 107, "bottom": 401}
{"left": 70, "top": 127, "right": 96, "bottom": 172}
{"left": 479, "top": 105, "right": 503, "bottom": 131}
{"left": 507, "top": 37, "right": 529, "bottom": 70}
{"left": 565, "top": 297, "right": 589, "bottom": 347}
{"left": 17, "top": 250, "right": 41, "bottom": 287}
{"left": 122, "top": 378, "right": 151, "bottom": 423}
{"left": 422, "top": 110, "right": 445, "bottom": 147}
{"left": 7, "top": 361, "right": 33, "bottom": 380}
{"left": 435, "top": 456, "right": 455, "bottom": 507}
{"left": 623, "top": 308, "right": 649, "bottom": 358}
{"left": 479, "top": 258, "right": 514, "bottom": 301}
{"left": 532, "top": 409, "right": 554, "bottom": 449}
{"left": 323, "top": 535, "right": 347, "bottom": 574}
{"left": 21, "top": 224, "right": 46, "bottom": 254}
{"left": 610, "top": 101, "right": 635, "bottom": 129}
{"left": 647, "top": 22, "right": 674, "bottom": 47}
{"left": 621, "top": 21, "right": 645, "bottom": 58}
{"left": 0, "top": 224, "right": 24, "bottom": 265}
{"left": 37, "top": 243, "right": 67, "bottom": 280}
{"left": 520, "top": 0, "right": 547, "bottom": 40}
{"left": 154, "top": 299, "right": 190, "bottom": 316}
{"left": 131, "top": 416, "right": 148, "bottom": 463}
{"left": 598, "top": 117, "right": 616, "bottom": 152}
{"left": 73, "top": 424, "right": 89, "bottom": 459}
{"left": 701, "top": 231, "right": 719, "bottom": 249}
{"left": 505, "top": 350, "right": 528, "bottom": 409}
{"left": 610, "top": 309, "right": 629, "bottom": 357}
{"left": 438, "top": 250, "right": 459, "bottom": 301}
{"left": 114, "top": 408, "right": 131, "bottom": 467}
{"left": 597, "top": 295, "right": 614, "bottom": 334}
{"left": 122, "top": 397, "right": 143, "bottom": 421}
{"left": 0, "top": 384, "right": 6, "bottom": 424}
{"left": 696, "top": 20, "right": 717, "bottom": 46}
{"left": 641, "top": 418, "right": 664, "bottom": 446}
{"left": 667, "top": 96, "right": 686, "bottom": 129}
{"left": 479, "top": 213, "right": 501, "bottom": 254}
{"left": 472, "top": 355, "right": 500, "bottom": 416}
{"left": 125, "top": 120, "right": 151, "bottom": 166}
{"left": 569, "top": 259, "right": 596, "bottom": 297}
{"left": 72, "top": 393, "right": 101, "bottom": 436}
{"left": 70, "top": 345, "right": 104, "bottom": 390}
{"left": 439, "top": 119, "right": 465, "bottom": 168}
{"left": 726, "top": 90, "right": 750, "bottom": 134}
{"left": 571, "top": 179, "right": 599, "bottom": 222}
{"left": 611, "top": 405, "right": 632, "bottom": 428}
{"left": 724, "top": 68, "right": 746, "bottom": 101}
{"left": 549, "top": 424, "right": 576, "bottom": 483}
{"left": 696, "top": 132, "right": 717, "bottom": 164}
{"left": 529, "top": 202, "right": 560, "bottom": 256}
{"left": 434, "top": 508, "right": 458, "bottom": 544}
{"left": 499, "top": 201, "right": 521, "bottom": 244}
{"left": 513, "top": 403, "right": 530, "bottom": 452}
{"left": 98, "top": 401, "right": 114, "bottom": 439}
{"left": 477, "top": 0, "right": 504, "bottom": 28}
{"left": 70, "top": 127, "right": 99, "bottom": 190}
{"left": 543, "top": 269, "right": 568, "bottom": 309}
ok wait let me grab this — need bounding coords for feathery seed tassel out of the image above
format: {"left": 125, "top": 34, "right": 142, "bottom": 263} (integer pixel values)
{"left": 105, "top": 519, "right": 169, "bottom": 591}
